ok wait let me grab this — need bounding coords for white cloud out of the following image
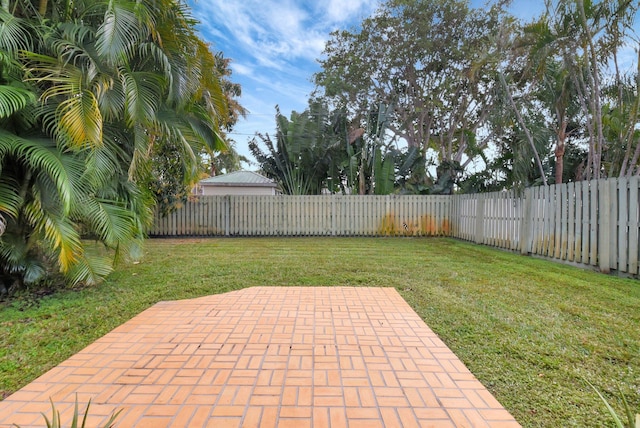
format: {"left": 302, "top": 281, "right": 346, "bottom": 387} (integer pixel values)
{"left": 191, "top": 0, "right": 379, "bottom": 71}
{"left": 322, "top": 0, "right": 380, "bottom": 24}
{"left": 231, "top": 62, "right": 254, "bottom": 77}
{"left": 187, "top": 0, "right": 381, "bottom": 161}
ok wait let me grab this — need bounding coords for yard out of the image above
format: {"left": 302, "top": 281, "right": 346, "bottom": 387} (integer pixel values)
{"left": 1, "top": 237, "right": 638, "bottom": 427}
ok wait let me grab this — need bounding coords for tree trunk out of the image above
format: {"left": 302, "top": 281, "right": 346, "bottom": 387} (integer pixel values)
{"left": 555, "top": 118, "right": 567, "bottom": 184}
{"left": 627, "top": 141, "right": 640, "bottom": 176}
{"left": 620, "top": 50, "right": 640, "bottom": 177}
{"left": 577, "top": 0, "right": 605, "bottom": 179}
{"left": 570, "top": 61, "right": 594, "bottom": 180}
{"left": 498, "top": 72, "right": 548, "bottom": 186}
{"left": 358, "top": 149, "right": 366, "bottom": 195}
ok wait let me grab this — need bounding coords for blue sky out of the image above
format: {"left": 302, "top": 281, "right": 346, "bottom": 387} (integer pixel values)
{"left": 188, "top": 1, "right": 547, "bottom": 166}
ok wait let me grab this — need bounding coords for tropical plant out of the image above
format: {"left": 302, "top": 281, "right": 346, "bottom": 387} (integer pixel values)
{"left": 542, "top": 0, "right": 638, "bottom": 180}
{"left": 208, "top": 140, "right": 251, "bottom": 177}
{"left": 149, "top": 51, "right": 246, "bottom": 214}
{"left": 0, "top": 0, "right": 230, "bottom": 291}
{"left": 249, "top": 103, "right": 346, "bottom": 195}
{"left": 602, "top": 58, "right": 640, "bottom": 177}
{"left": 13, "top": 395, "right": 122, "bottom": 428}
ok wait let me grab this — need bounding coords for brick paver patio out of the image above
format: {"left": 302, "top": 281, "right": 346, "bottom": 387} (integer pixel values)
{"left": 0, "top": 287, "right": 520, "bottom": 427}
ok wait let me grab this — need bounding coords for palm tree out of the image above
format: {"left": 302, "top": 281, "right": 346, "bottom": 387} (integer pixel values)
{"left": 541, "top": 0, "right": 638, "bottom": 180}
{"left": 514, "top": 17, "right": 581, "bottom": 184}
{"left": 0, "top": 0, "right": 229, "bottom": 291}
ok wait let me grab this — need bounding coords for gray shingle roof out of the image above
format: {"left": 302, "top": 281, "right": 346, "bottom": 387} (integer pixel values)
{"left": 199, "top": 171, "right": 276, "bottom": 187}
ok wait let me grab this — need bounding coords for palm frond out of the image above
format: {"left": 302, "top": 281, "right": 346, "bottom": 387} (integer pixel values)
{"left": 95, "top": 75, "right": 125, "bottom": 122}
{"left": 24, "top": 52, "right": 83, "bottom": 100}
{"left": 0, "top": 85, "right": 36, "bottom": 118}
{"left": 0, "top": 174, "right": 21, "bottom": 219}
{"left": 74, "top": 197, "right": 138, "bottom": 248}
{"left": 22, "top": 198, "right": 82, "bottom": 273}
{"left": 96, "top": 1, "right": 143, "bottom": 63}
{"left": 181, "top": 103, "right": 227, "bottom": 153}
{"left": 0, "top": 9, "right": 32, "bottom": 54}
{"left": 66, "top": 252, "right": 113, "bottom": 286}
{"left": 82, "top": 144, "right": 124, "bottom": 190}
{"left": 0, "top": 231, "right": 46, "bottom": 284}
{"left": 0, "top": 131, "right": 75, "bottom": 214}
{"left": 48, "top": 21, "right": 96, "bottom": 69}
{"left": 126, "top": 124, "right": 151, "bottom": 182}
{"left": 137, "top": 42, "right": 172, "bottom": 87}
{"left": 57, "top": 89, "right": 103, "bottom": 149}
{"left": 121, "top": 70, "right": 164, "bottom": 126}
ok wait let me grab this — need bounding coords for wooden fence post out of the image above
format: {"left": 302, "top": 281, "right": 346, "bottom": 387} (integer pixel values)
{"left": 331, "top": 197, "right": 336, "bottom": 236}
{"left": 629, "top": 177, "right": 639, "bottom": 275}
{"left": 520, "top": 188, "right": 532, "bottom": 255}
{"left": 224, "top": 195, "right": 230, "bottom": 236}
{"left": 598, "top": 180, "right": 610, "bottom": 273}
{"left": 475, "top": 194, "right": 485, "bottom": 244}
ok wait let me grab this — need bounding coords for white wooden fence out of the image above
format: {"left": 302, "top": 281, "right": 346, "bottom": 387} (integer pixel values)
{"left": 450, "top": 177, "right": 640, "bottom": 275}
{"left": 150, "top": 195, "right": 451, "bottom": 237}
{"left": 150, "top": 178, "right": 640, "bottom": 276}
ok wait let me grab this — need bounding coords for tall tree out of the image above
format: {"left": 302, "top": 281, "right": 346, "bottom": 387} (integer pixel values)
{"left": 314, "top": 0, "right": 506, "bottom": 194}
{"left": 209, "top": 141, "right": 251, "bottom": 176}
{"left": 543, "top": 0, "right": 638, "bottom": 179}
{"left": 609, "top": 63, "right": 640, "bottom": 176}
{"left": 495, "top": 15, "right": 583, "bottom": 185}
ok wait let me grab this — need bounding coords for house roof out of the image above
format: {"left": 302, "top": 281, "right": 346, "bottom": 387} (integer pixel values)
{"left": 199, "top": 171, "right": 277, "bottom": 187}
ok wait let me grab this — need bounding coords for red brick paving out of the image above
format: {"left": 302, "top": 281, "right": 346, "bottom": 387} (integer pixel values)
{"left": 0, "top": 287, "right": 520, "bottom": 427}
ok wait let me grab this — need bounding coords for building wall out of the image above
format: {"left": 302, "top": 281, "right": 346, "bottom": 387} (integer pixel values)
{"left": 200, "top": 185, "right": 276, "bottom": 196}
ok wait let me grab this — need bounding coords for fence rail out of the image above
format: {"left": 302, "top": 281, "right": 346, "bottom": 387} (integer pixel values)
{"left": 150, "top": 178, "right": 640, "bottom": 276}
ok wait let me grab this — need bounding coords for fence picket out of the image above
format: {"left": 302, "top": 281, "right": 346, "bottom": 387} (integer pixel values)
{"left": 629, "top": 177, "right": 639, "bottom": 275}
{"left": 610, "top": 179, "right": 618, "bottom": 271}
{"left": 599, "top": 181, "right": 611, "bottom": 273}
{"left": 590, "top": 182, "right": 598, "bottom": 266}
{"left": 581, "top": 181, "right": 589, "bottom": 265}
{"left": 619, "top": 178, "right": 628, "bottom": 273}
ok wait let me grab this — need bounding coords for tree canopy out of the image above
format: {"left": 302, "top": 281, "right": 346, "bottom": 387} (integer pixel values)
{"left": 262, "top": 0, "right": 638, "bottom": 195}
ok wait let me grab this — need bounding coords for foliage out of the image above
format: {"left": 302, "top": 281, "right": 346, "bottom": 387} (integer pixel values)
{"left": 148, "top": 52, "right": 246, "bottom": 215}
{"left": 215, "top": 53, "right": 248, "bottom": 134}
{"left": 602, "top": 64, "right": 640, "bottom": 177}
{"left": 209, "top": 141, "right": 251, "bottom": 177}
{"left": 1, "top": 238, "right": 639, "bottom": 427}
{"left": 531, "top": 0, "right": 638, "bottom": 180}
{"left": 252, "top": 101, "right": 428, "bottom": 195}
{"left": 41, "top": 395, "right": 121, "bottom": 428}
{"left": 13, "top": 394, "right": 121, "bottom": 428}
{"left": 314, "top": 0, "right": 505, "bottom": 193}
{"left": 308, "top": 0, "right": 640, "bottom": 192}
{"left": 586, "top": 379, "right": 639, "bottom": 428}
{"left": 249, "top": 103, "right": 347, "bottom": 195}
{"left": 0, "top": 0, "right": 230, "bottom": 290}
{"left": 148, "top": 139, "right": 197, "bottom": 217}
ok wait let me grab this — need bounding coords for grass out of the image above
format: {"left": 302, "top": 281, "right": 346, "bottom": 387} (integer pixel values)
{"left": 1, "top": 237, "right": 639, "bottom": 427}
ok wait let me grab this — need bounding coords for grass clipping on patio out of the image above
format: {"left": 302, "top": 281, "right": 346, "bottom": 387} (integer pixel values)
{"left": 1, "top": 237, "right": 639, "bottom": 427}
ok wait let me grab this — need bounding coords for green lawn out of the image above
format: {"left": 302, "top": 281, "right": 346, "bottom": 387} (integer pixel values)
{"left": 1, "top": 237, "right": 639, "bottom": 427}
